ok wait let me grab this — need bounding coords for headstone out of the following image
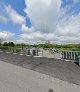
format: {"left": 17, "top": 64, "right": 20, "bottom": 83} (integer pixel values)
{"left": 64, "top": 52, "right": 66, "bottom": 59}
{"left": 71, "top": 52, "right": 74, "bottom": 60}
{"left": 19, "top": 50, "right": 24, "bottom": 55}
{"left": 69, "top": 52, "right": 71, "bottom": 59}
{"left": 75, "top": 52, "right": 78, "bottom": 60}
{"left": 67, "top": 52, "right": 69, "bottom": 59}
{"left": 36, "top": 50, "right": 38, "bottom": 56}
{"left": 61, "top": 52, "right": 63, "bottom": 59}
{"left": 78, "top": 56, "right": 80, "bottom": 66}
{"left": 78, "top": 52, "right": 80, "bottom": 56}
{"left": 27, "top": 49, "right": 30, "bottom": 55}
{"left": 33, "top": 50, "right": 36, "bottom": 56}
{"left": 30, "top": 50, "right": 33, "bottom": 56}
{"left": 73, "top": 52, "right": 75, "bottom": 60}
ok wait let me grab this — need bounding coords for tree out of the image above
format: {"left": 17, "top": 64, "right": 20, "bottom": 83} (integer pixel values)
{"left": 3, "top": 42, "right": 9, "bottom": 46}
{"left": 8, "top": 42, "right": 15, "bottom": 47}
{"left": 16, "top": 43, "right": 26, "bottom": 46}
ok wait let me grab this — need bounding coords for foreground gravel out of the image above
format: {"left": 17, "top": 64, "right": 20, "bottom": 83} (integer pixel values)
{"left": 0, "top": 52, "right": 80, "bottom": 85}
{"left": 0, "top": 61, "right": 80, "bottom": 92}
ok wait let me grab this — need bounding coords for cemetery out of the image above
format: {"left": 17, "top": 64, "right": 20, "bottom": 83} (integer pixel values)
{"left": 0, "top": 45, "right": 80, "bottom": 92}
{"left": 0, "top": 46, "right": 80, "bottom": 66}
{"left": 62, "top": 51, "right": 80, "bottom": 66}
{"left": 0, "top": 51, "right": 80, "bottom": 86}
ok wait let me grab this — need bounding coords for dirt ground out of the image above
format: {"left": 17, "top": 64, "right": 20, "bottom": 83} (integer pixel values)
{"left": 0, "top": 52, "right": 80, "bottom": 85}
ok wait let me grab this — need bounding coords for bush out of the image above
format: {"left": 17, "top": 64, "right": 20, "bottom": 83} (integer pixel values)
{"left": 0, "top": 46, "right": 9, "bottom": 51}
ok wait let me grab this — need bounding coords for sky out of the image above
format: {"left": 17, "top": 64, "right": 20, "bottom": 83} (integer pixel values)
{"left": 0, "top": 0, "right": 80, "bottom": 44}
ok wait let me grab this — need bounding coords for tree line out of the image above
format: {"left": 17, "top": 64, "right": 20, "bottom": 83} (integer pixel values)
{"left": 0, "top": 39, "right": 80, "bottom": 51}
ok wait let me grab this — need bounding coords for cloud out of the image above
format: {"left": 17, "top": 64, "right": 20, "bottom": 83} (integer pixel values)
{"left": 19, "top": 31, "right": 58, "bottom": 44}
{"left": 21, "top": 24, "right": 28, "bottom": 32}
{"left": 55, "top": 12, "right": 80, "bottom": 44}
{"left": 73, "top": 0, "right": 80, "bottom": 3}
{"left": 23, "top": 0, "right": 80, "bottom": 44}
{"left": 0, "top": 15, "right": 7, "bottom": 23}
{"left": 5, "top": 5, "right": 26, "bottom": 25}
{"left": 0, "top": 31, "right": 15, "bottom": 41}
{"left": 0, "top": 0, "right": 80, "bottom": 44}
{"left": 21, "top": 24, "right": 34, "bottom": 32}
{"left": 25, "top": 0, "right": 61, "bottom": 33}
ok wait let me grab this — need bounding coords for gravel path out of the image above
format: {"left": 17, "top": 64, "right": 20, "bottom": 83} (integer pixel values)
{"left": 0, "top": 61, "right": 80, "bottom": 92}
{"left": 0, "top": 52, "right": 80, "bottom": 85}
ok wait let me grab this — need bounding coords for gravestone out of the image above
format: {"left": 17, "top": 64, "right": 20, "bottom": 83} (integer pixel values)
{"left": 33, "top": 50, "right": 36, "bottom": 56}
{"left": 27, "top": 50, "right": 30, "bottom": 55}
{"left": 69, "top": 52, "right": 71, "bottom": 59}
{"left": 75, "top": 52, "right": 78, "bottom": 60}
{"left": 78, "top": 55, "right": 80, "bottom": 66}
{"left": 67, "top": 52, "right": 69, "bottom": 59}
{"left": 71, "top": 52, "right": 74, "bottom": 60}
{"left": 64, "top": 52, "right": 66, "bottom": 59}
